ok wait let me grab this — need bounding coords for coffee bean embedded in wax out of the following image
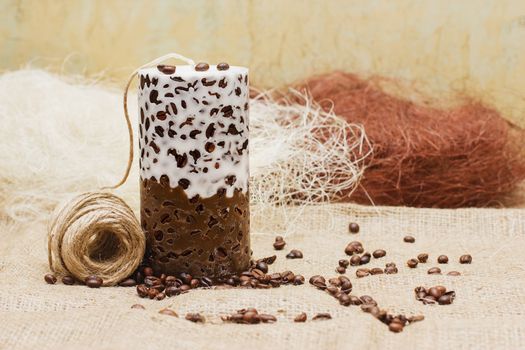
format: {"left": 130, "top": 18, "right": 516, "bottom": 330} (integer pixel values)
{"left": 217, "top": 62, "right": 230, "bottom": 71}
{"left": 195, "top": 62, "right": 210, "bottom": 71}
{"left": 157, "top": 65, "right": 176, "bottom": 74}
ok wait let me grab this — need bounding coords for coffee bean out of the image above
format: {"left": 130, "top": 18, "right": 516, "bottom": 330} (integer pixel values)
{"left": 336, "top": 266, "right": 346, "bottom": 274}
{"left": 144, "top": 276, "right": 161, "bottom": 288}
{"left": 157, "top": 65, "right": 176, "bottom": 74}
{"left": 340, "top": 280, "right": 352, "bottom": 293}
{"left": 159, "top": 308, "right": 178, "bottom": 317}
{"left": 286, "top": 249, "right": 303, "bottom": 259}
{"left": 360, "top": 304, "right": 376, "bottom": 313}
{"left": 349, "top": 255, "right": 361, "bottom": 266}
{"left": 281, "top": 271, "right": 295, "bottom": 284}
{"left": 360, "top": 252, "right": 371, "bottom": 265}
{"left": 217, "top": 62, "right": 230, "bottom": 71}
{"left": 136, "top": 284, "right": 149, "bottom": 298}
{"left": 255, "top": 261, "right": 268, "bottom": 273}
{"left": 328, "top": 277, "right": 341, "bottom": 287}
{"left": 372, "top": 249, "right": 386, "bottom": 259}
{"left": 404, "top": 235, "right": 415, "bottom": 243}
{"left": 85, "top": 275, "right": 103, "bottom": 288}
{"left": 414, "top": 286, "right": 426, "bottom": 294}
{"left": 260, "top": 314, "right": 277, "bottom": 323}
{"left": 293, "top": 275, "right": 305, "bottom": 285}
{"left": 165, "top": 286, "right": 181, "bottom": 297}
{"left": 356, "top": 268, "right": 369, "bottom": 278}
{"left": 258, "top": 255, "right": 277, "bottom": 265}
{"left": 388, "top": 322, "right": 404, "bottom": 333}
{"left": 416, "top": 291, "right": 427, "bottom": 299}
{"left": 427, "top": 267, "right": 441, "bottom": 275}
{"left": 131, "top": 304, "right": 145, "bottom": 310}
{"left": 62, "top": 275, "right": 75, "bottom": 285}
{"left": 195, "top": 62, "right": 210, "bottom": 71}
{"left": 436, "top": 285, "right": 447, "bottom": 294}
{"left": 186, "top": 313, "right": 205, "bottom": 323}
{"left": 294, "top": 312, "right": 307, "bottom": 322}
{"left": 143, "top": 267, "right": 154, "bottom": 276}
{"left": 273, "top": 236, "right": 286, "bottom": 250}
{"left": 180, "top": 284, "right": 191, "bottom": 292}
{"left": 148, "top": 288, "right": 159, "bottom": 299}
{"left": 421, "top": 296, "right": 437, "bottom": 304}
{"left": 118, "top": 278, "right": 137, "bottom": 287}
{"left": 312, "top": 313, "right": 332, "bottom": 320}
{"left": 447, "top": 271, "right": 461, "bottom": 276}
{"left": 326, "top": 285, "right": 339, "bottom": 295}
{"left": 369, "top": 268, "right": 384, "bottom": 275}
{"left": 437, "top": 255, "right": 449, "bottom": 264}
{"left": 344, "top": 244, "right": 355, "bottom": 256}
{"left": 459, "top": 254, "right": 472, "bottom": 264}
{"left": 243, "top": 310, "right": 260, "bottom": 324}
{"left": 369, "top": 306, "right": 381, "bottom": 317}
{"left": 408, "top": 315, "right": 425, "bottom": 323}
{"left": 134, "top": 271, "right": 144, "bottom": 284}
{"left": 438, "top": 293, "right": 455, "bottom": 305}
{"left": 200, "top": 276, "right": 213, "bottom": 287}
{"left": 179, "top": 272, "right": 192, "bottom": 284}
{"left": 338, "top": 275, "right": 351, "bottom": 283}
{"left": 348, "top": 222, "right": 360, "bottom": 233}
{"left": 428, "top": 287, "right": 444, "bottom": 299}
{"left": 360, "top": 295, "right": 376, "bottom": 305}
{"left": 349, "top": 295, "right": 362, "bottom": 305}
{"left": 339, "top": 294, "right": 351, "bottom": 306}
{"left": 407, "top": 258, "right": 419, "bottom": 268}
{"left": 309, "top": 275, "right": 326, "bottom": 289}
{"left": 417, "top": 253, "right": 429, "bottom": 263}
{"left": 338, "top": 259, "right": 349, "bottom": 268}
{"left": 190, "top": 279, "right": 200, "bottom": 288}
{"left": 155, "top": 292, "right": 166, "bottom": 300}
{"left": 384, "top": 265, "right": 398, "bottom": 274}
{"left": 44, "top": 273, "right": 57, "bottom": 284}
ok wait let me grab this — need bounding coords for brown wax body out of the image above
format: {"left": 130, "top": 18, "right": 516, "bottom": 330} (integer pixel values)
{"left": 141, "top": 177, "right": 251, "bottom": 278}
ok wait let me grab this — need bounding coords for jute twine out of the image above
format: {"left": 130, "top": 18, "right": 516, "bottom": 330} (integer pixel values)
{"left": 47, "top": 53, "right": 195, "bottom": 285}
{"left": 47, "top": 192, "right": 144, "bottom": 285}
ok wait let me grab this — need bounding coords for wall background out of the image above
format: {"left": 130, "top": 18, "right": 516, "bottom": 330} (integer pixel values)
{"left": 1, "top": 0, "right": 524, "bottom": 127}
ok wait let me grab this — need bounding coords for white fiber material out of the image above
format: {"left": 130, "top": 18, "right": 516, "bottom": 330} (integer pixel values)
{"left": 0, "top": 69, "right": 370, "bottom": 227}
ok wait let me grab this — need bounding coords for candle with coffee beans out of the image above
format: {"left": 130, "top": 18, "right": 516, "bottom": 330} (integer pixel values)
{"left": 138, "top": 62, "right": 251, "bottom": 279}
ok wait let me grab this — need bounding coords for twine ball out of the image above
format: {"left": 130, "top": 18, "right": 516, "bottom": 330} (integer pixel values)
{"left": 47, "top": 192, "right": 145, "bottom": 286}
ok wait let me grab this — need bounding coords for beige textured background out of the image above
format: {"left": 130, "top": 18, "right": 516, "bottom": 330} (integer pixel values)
{"left": 1, "top": 0, "right": 525, "bottom": 127}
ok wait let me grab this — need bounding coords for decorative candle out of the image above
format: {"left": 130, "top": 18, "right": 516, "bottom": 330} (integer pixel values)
{"left": 138, "top": 62, "right": 251, "bottom": 279}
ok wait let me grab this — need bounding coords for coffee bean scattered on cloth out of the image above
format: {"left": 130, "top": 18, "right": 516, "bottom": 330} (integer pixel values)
{"left": 1, "top": 204, "right": 524, "bottom": 349}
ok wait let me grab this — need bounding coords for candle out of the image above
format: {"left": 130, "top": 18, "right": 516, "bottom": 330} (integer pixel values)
{"left": 138, "top": 62, "right": 251, "bottom": 279}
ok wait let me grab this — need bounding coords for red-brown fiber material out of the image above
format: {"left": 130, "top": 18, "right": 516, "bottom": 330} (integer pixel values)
{"left": 295, "top": 72, "right": 525, "bottom": 208}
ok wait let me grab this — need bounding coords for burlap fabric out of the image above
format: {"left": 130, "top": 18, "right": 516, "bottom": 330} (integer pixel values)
{"left": 1, "top": 203, "right": 524, "bottom": 350}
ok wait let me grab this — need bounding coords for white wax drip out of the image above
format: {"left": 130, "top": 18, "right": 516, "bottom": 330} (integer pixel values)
{"left": 138, "top": 65, "right": 249, "bottom": 199}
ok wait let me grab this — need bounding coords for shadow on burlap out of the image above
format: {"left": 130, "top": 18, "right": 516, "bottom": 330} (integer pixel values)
{"left": 1, "top": 203, "right": 524, "bottom": 350}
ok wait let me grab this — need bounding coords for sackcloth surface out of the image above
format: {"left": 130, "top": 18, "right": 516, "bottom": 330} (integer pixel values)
{"left": 1, "top": 204, "right": 524, "bottom": 350}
